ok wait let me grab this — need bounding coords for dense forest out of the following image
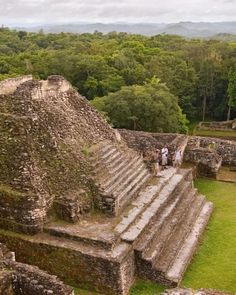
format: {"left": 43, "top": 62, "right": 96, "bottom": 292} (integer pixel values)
{"left": 0, "top": 28, "right": 236, "bottom": 133}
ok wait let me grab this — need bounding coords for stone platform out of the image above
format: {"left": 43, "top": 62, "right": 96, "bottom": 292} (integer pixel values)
{"left": 0, "top": 167, "right": 213, "bottom": 294}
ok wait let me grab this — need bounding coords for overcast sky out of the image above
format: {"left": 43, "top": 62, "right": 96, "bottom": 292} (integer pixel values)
{"left": 1, "top": 0, "right": 236, "bottom": 25}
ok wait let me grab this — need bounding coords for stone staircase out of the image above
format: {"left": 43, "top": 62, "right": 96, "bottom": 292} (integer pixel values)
{"left": 132, "top": 170, "right": 213, "bottom": 286}
{"left": 43, "top": 138, "right": 214, "bottom": 293}
{"left": 89, "top": 141, "right": 151, "bottom": 215}
{"left": 109, "top": 167, "right": 213, "bottom": 287}
{"left": 45, "top": 163, "right": 213, "bottom": 292}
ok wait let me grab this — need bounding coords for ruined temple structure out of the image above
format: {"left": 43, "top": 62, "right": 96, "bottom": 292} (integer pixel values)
{"left": 196, "top": 120, "right": 236, "bottom": 141}
{"left": 119, "top": 129, "right": 236, "bottom": 179}
{"left": 197, "top": 120, "right": 236, "bottom": 132}
{"left": 0, "top": 76, "right": 215, "bottom": 294}
{"left": 0, "top": 243, "right": 73, "bottom": 295}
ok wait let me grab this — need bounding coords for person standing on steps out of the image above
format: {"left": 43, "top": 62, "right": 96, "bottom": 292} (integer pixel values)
{"left": 152, "top": 149, "right": 161, "bottom": 177}
{"left": 161, "top": 145, "right": 168, "bottom": 168}
{"left": 173, "top": 148, "right": 182, "bottom": 168}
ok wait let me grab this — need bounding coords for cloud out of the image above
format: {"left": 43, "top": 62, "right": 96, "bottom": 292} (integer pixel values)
{"left": 0, "top": 0, "right": 235, "bottom": 25}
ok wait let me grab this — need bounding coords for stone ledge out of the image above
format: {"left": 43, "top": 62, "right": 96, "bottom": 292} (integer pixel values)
{"left": 0, "top": 230, "right": 134, "bottom": 295}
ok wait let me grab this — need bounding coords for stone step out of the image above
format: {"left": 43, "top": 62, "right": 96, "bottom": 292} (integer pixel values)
{"left": 29, "top": 232, "right": 131, "bottom": 262}
{"left": 105, "top": 162, "right": 145, "bottom": 197}
{"left": 90, "top": 142, "right": 120, "bottom": 163}
{"left": 141, "top": 182, "right": 195, "bottom": 262}
{"left": 96, "top": 152, "right": 127, "bottom": 175}
{"left": 105, "top": 157, "right": 144, "bottom": 195}
{"left": 154, "top": 194, "right": 206, "bottom": 273}
{"left": 89, "top": 141, "right": 112, "bottom": 155}
{"left": 96, "top": 148, "right": 121, "bottom": 166}
{"left": 94, "top": 152, "right": 126, "bottom": 182}
{"left": 177, "top": 168, "right": 194, "bottom": 184}
{"left": 120, "top": 173, "right": 184, "bottom": 243}
{"left": 45, "top": 225, "right": 115, "bottom": 250}
{"left": 93, "top": 151, "right": 125, "bottom": 178}
{"left": 166, "top": 201, "right": 213, "bottom": 284}
{"left": 135, "top": 181, "right": 193, "bottom": 257}
{"left": 101, "top": 155, "right": 141, "bottom": 189}
{"left": 117, "top": 170, "right": 151, "bottom": 211}
{"left": 114, "top": 165, "right": 149, "bottom": 202}
{"left": 115, "top": 168, "right": 177, "bottom": 235}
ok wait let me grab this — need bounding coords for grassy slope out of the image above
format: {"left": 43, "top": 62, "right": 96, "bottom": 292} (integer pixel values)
{"left": 75, "top": 179, "right": 236, "bottom": 294}
{"left": 182, "top": 179, "right": 236, "bottom": 293}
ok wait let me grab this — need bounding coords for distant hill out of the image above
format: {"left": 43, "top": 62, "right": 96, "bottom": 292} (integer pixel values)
{"left": 15, "top": 21, "right": 236, "bottom": 38}
{"left": 210, "top": 33, "right": 236, "bottom": 42}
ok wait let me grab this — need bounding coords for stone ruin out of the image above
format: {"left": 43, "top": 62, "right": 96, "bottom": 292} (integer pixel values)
{"left": 119, "top": 129, "right": 236, "bottom": 179}
{"left": 119, "top": 129, "right": 188, "bottom": 167}
{"left": 161, "top": 288, "right": 231, "bottom": 295}
{"left": 197, "top": 120, "right": 236, "bottom": 132}
{"left": 184, "top": 136, "right": 236, "bottom": 178}
{"left": 196, "top": 120, "right": 236, "bottom": 142}
{"left": 0, "top": 76, "right": 215, "bottom": 294}
{"left": 0, "top": 242, "right": 73, "bottom": 295}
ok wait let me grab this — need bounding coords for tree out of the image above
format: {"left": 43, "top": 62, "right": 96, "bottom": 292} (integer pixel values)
{"left": 92, "top": 78, "right": 188, "bottom": 133}
{"left": 198, "top": 59, "right": 217, "bottom": 121}
{"left": 0, "top": 28, "right": 234, "bottom": 123}
{"left": 227, "top": 70, "right": 236, "bottom": 121}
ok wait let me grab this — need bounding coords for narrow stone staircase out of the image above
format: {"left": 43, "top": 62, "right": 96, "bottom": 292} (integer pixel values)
{"left": 89, "top": 141, "right": 151, "bottom": 215}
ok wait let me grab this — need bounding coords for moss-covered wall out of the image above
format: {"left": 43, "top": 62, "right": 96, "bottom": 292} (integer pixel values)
{"left": 0, "top": 271, "right": 15, "bottom": 295}
{"left": 0, "top": 230, "right": 135, "bottom": 295}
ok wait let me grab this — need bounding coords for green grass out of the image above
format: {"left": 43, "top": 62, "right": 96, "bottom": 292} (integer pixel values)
{"left": 130, "top": 279, "right": 165, "bottom": 295}
{"left": 193, "top": 129, "right": 236, "bottom": 139}
{"left": 74, "top": 287, "right": 103, "bottom": 295}
{"left": 74, "top": 179, "right": 236, "bottom": 295}
{"left": 182, "top": 179, "right": 236, "bottom": 293}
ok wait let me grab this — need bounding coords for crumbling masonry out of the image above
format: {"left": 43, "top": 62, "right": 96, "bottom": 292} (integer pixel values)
{"left": 0, "top": 242, "right": 73, "bottom": 295}
{"left": 0, "top": 76, "right": 220, "bottom": 294}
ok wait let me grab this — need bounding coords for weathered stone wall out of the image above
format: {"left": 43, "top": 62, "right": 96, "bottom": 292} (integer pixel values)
{"left": 184, "top": 136, "right": 236, "bottom": 177}
{"left": 161, "top": 288, "right": 231, "bottom": 295}
{"left": 0, "top": 271, "right": 14, "bottom": 295}
{"left": 0, "top": 75, "right": 122, "bottom": 233}
{"left": 11, "top": 263, "right": 74, "bottom": 295}
{"left": 198, "top": 137, "right": 236, "bottom": 166}
{"left": 0, "top": 75, "right": 32, "bottom": 95}
{"left": 184, "top": 147, "right": 222, "bottom": 178}
{"left": 186, "top": 136, "right": 236, "bottom": 166}
{"left": 0, "top": 243, "right": 15, "bottom": 295}
{"left": 0, "top": 243, "right": 74, "bottom": 295}
{"left": 0, "top": 232, "right": 135, "bottom": 295}
{"left": 197, "top": 119, "right": 236, "bottom": 131}
{"left": 119, "top": 129, "right": 188, "bottom": 166}
{"left": 119, "top": 130, "right": 235, "bottom": 177}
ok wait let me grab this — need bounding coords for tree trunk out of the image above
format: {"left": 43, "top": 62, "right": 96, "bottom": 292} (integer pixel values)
{"left": 202, "top": 94, "right": 207, "bottom": 121}
{"left": 227, "top": 105, "right": 231, "bottom": 121}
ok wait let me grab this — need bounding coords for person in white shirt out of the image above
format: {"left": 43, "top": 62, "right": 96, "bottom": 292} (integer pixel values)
{"left": 174, "top": 148, "right": 182, "bottom": 168}
{"left": 161, "top": 146, "right": 168, "bottom": 167}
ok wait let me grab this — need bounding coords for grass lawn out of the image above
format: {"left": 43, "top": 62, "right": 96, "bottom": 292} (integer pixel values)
{"left": 75, "top": 179, "right": 236, "bottom": 294}
{"left": 74, "top": 288, "right": 103, "bottom": 295}
{"left": 193, "top": 129, "right": 236, "bottom": 140}
{"left": 182, "top": 179, "right": 236, "bottom": 293}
